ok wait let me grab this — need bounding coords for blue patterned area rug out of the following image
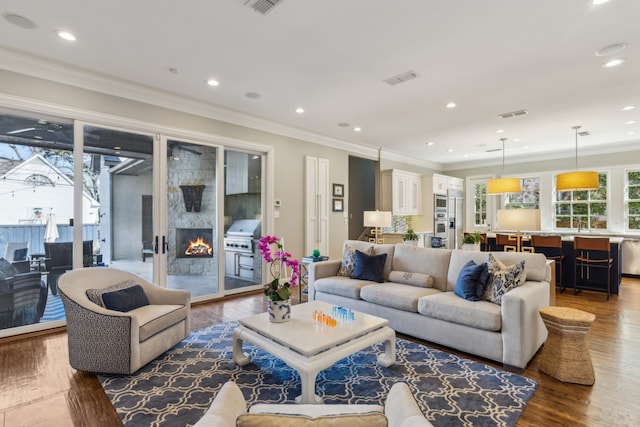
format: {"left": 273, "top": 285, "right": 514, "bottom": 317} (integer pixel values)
{"left": 99, "top": 321, "right": 537, "bottom": 427}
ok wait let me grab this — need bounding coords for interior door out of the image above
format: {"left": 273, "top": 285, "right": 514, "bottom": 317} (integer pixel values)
{"left": 305, "top": 156, "right": 329, "bottom": 256}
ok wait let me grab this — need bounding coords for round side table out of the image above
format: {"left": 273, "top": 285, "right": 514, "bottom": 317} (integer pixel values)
{"left": 538, "top": 306, "right": 596, "bottom": 385}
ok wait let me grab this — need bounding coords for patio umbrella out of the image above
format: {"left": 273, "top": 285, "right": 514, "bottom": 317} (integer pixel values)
{"left": 44, "top": 210, "right": 59, "bottom": 243}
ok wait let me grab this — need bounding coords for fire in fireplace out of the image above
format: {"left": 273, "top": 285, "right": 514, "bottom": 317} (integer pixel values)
{"left": 176, "top": 228, "right": 214, "bottom": 258}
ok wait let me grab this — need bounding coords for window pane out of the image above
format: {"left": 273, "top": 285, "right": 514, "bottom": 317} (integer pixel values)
{"left": 630, "top": 216, "right": 640, "bottom": 230}
{"left": 556, "top": 216, "right": 571, "bottom": 228}
{"left": 629, "top": 171, "right": 640, "bottom": 186}
{"left": 573, "top": 190, "right": 588, "bottom": 201}
{"left": 629, "top": 186, "right": 640, "bottom": 200}
{"left": 630, "top": 201, "right": 640, "bottom": 215}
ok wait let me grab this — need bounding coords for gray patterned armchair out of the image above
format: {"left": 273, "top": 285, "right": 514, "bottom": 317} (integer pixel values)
{"left": 58, "top": 267, "right": 190, "bottom": 374}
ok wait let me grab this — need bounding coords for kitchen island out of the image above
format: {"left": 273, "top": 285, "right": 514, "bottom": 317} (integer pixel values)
{"left": 486, "top": 233, "right": 622, "bottom": 296}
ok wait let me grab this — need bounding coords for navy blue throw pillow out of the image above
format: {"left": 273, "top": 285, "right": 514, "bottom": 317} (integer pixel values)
{"left": 352, "top": 250, "right": 387, "bottom": 283}
{"left": 101, "top": 284, "right": 150, "bottom": 312}
{"left": 455, "top": 260, "right": 489, "bottom": 301}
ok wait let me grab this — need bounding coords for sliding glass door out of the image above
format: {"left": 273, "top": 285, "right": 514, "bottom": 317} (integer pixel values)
{"left": 81, "top": 124, "right": 155, "bottom": 283}
{"left": 0, "top": 104, "right": 269, "bottom": 337}
{"left": 164, "top": 138, "right": 220, "bottom": 298}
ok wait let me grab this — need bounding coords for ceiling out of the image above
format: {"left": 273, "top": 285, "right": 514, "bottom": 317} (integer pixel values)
{"left": 1, "top": 0, "right": 639, "bottom": 170}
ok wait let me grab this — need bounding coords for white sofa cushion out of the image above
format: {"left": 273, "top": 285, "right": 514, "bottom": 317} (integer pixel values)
{"left": 237, "top": 412, "right": 387, "bottom": 427}
{"left": 314, "top": 276, "right": 377, "bottom": 300}
{"left": 418, "top": 292, "right": 502, "bottom": 332}
{"left": 134, "top": 304, "right": 188, "bottom": 342}
{"left": 361, "top": 283, "right": 440, "bottom": 312}
{"left": 392, "top": 245, "right": 451, "bottom": 291}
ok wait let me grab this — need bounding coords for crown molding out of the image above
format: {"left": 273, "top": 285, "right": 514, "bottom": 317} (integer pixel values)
{"left": 1, "top": 47, "right": 449, "bottom": 168}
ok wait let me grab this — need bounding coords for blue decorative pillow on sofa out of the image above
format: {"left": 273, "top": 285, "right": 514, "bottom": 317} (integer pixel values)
{"left": 455, "top": 260, "right": 489, "bottom": 301}
{"left": 352, "top": 250, "right": 387, "bottom": 283}
{"left": 101, "top": 284, "right": 150, "bottom": 312}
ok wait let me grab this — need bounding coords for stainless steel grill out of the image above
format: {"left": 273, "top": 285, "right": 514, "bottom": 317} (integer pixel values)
{"left": 224, "top": 219, "right": 261, "bottom": 280}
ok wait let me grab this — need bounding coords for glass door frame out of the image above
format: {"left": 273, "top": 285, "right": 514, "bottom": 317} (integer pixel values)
{"left": 157, "top": 135, "right": 227, "bottom": 300}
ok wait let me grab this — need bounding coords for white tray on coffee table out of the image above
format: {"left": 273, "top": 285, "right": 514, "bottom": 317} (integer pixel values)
{"left": 232, "top": 300, "right": 396, "bottom": 404}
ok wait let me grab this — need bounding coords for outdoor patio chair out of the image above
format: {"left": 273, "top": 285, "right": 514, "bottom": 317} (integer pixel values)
{"left": 44, "top": 240, "right": 93, "bottom": 295}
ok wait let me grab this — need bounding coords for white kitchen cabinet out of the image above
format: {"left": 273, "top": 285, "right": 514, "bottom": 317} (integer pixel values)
{"left": 432, "top": 174, "right": 449, "bottom": 195}
{"left": 381, "top": 169, "right": 422, "bottom": 215}
{"left": 448, "top": 176, "right": 464, "bottom": 192}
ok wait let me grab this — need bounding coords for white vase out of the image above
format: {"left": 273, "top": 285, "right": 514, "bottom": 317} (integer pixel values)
{"left": 268, "top": 298, "right": 291, "bottom": 323}
{"left": 462, "top": 243, "right": 481, "bottom": 251}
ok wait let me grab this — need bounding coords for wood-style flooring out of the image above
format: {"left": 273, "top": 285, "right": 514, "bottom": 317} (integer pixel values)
{"left": 1, "top": 279, "right": 639, "bottom": 426}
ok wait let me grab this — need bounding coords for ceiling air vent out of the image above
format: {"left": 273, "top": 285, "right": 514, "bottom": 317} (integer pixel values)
{"left": 498, "top": 109, "right": 528, "bottom": 119}
{"left": 244, "top": 0, "right": 284, "bottom": 14}
{"left": 485, "top": 148, "right": 502, "bottom": 153}
{"left": 383, "top": 71, "right": 418, "bottom": 86}
{"left": 579, "top": 130, "right": 590, "bottom": 136}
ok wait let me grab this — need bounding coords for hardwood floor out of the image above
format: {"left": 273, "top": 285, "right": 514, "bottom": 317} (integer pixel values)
{"left": 1, "top": 279, "right": 639, "bottom": 426}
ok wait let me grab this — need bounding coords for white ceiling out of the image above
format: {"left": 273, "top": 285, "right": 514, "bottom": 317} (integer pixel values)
{"left": 1, "top": 0, "right": 639, "bottom": 170}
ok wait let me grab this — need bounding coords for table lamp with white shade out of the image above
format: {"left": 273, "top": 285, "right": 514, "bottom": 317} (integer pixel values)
{"left": 497, "top": 209, "right": 541, "bottom": 252}
{"left": 363, "top": 210, "right": 392, "bottom": 244}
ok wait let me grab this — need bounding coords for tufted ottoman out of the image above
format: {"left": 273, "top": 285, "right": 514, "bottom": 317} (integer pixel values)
{"left": 538, "top": 306, "right": 596, "bottom": 385}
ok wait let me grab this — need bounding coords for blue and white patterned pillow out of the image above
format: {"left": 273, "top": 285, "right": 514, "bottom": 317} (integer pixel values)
{"left": 337, "top": 245, "right": 374, "bottom": 277}
{"left": 482, "top": 253, "right": 526, "bottom": 305}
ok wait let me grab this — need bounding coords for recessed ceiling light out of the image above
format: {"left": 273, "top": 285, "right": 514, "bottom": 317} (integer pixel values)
{"left": 602, "top": 58, "right": 626, "bottom": 68}
{"left": 206, "top": 79, "right": 219, "bottom": 87}
{"left": 625, "top": 120, "right": 638, "bottom": 125}
{"left": 354, "top": 127, "right": 362, "bottom": 132}
{"left": 622, "top": 105, "right": 636, "bottom": 111}
{"left": 3, "top": 13, "right": 37, "bottom": 29}
{"left": 57, "top": 30, "right": 76, "bottom": 41}
{"left": 626, "top": 131, "right": 637, "bottom": 135}
{"left": 446, "top": 102, "right": 456, "bottom": 109}
{"left": 463, "top": 154, "right": 469, "bottom": 158}
{"left": 114, "top": 146, "right": 122, "bottom": 150}
{"left": 512, "top": 138, "right": 521, "bottom": 142}
{"left": 595, "top": 43, "right": 627, "bottom": 57}
{"left": 592, "top": 0, "right": 610, "bottom": 5}
{"left": 447, "top": 148, "right": 454, "bottom": 152}
{"left": 523, "top": 145, "right": 529, "bottom": 149}
{"left": 295, "top": 107, "right": 304, "bottom": 114}
{"left": 426, "top": 141, "right": 435, "bottom": 146}
{"left": 495, "top": 129, "right": 505, "bottom": 133}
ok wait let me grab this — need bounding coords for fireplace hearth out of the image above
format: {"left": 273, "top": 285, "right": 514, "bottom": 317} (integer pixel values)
{"left": 176, "top": 228, "right": 214, "bottom": 258}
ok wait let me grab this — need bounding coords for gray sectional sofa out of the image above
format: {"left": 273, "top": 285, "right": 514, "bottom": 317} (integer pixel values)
{"left": 308, "top": 240, "right": 552, "bottom": 371}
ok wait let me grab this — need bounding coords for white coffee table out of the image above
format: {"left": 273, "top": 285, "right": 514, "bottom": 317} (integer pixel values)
{"left": 232, "top": 300, "right": 396, "bottom": 404}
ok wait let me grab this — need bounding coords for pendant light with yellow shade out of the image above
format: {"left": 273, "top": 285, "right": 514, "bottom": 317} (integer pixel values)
{"left": 556, "top": 126, "right": 599, "bottom": 191}
{"left": 487, "top": 137, "right": 521, "bottom": 194}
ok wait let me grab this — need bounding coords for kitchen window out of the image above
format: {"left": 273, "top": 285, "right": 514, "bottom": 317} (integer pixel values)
{"left": 554, "top": 172, "right": 608, "bottom": 230}
{"left": 504, "top": 177, "right": 540, "bottom": 209}
{"left": 626, "top": 170, "right": 640, "bottom": 230}
{"left": 473, "top": 182, "right": 487, "bottom": 226}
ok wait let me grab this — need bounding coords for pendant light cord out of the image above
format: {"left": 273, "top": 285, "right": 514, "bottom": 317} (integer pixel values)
{"left": 572, "top": 125, "right": 581, "bottom": 171}
{"left": 500, "top": 137, "right": 507, "bottom": 175}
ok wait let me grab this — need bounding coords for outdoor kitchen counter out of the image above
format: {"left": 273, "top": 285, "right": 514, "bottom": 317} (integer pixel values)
{"left": 486, "top": 232, "right": 622, "bottom": 296}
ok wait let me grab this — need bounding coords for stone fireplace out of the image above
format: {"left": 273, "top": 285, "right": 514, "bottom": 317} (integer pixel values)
{"left": 176, "top": 228, "right": 214, "bottom": 258}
